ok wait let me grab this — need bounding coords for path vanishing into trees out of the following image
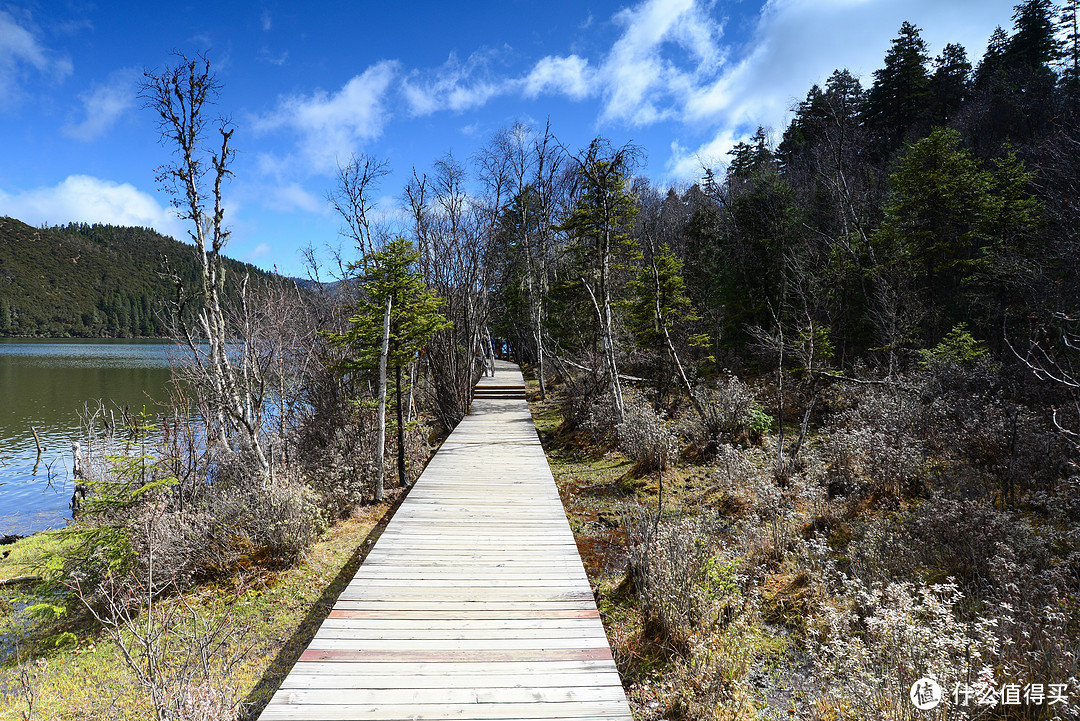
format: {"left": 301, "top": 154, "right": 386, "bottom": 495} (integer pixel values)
{"left": 259, "top": 360, "right": 633, "bottom": 720}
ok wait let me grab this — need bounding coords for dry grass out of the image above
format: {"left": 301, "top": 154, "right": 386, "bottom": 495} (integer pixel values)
{"left": 0, "top": 503, "right": 392, "bottom": 721}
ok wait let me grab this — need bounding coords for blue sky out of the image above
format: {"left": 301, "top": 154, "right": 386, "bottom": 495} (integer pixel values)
{"left": 1, "top": 0, "right": 1018, "bottom": 276}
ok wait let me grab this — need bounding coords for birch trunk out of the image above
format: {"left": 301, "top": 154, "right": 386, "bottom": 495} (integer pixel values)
{"left": 374, "top": 296, "right": 392, "bottom": 502}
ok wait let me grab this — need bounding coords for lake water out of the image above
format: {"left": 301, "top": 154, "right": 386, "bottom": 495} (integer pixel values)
{"left": 0, "top": 339, "right": 173, "bottom": 536}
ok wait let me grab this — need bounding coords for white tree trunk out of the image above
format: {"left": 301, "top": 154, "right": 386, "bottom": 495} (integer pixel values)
{"left": 375, "top": 296, "right": 392, "bottom": 503}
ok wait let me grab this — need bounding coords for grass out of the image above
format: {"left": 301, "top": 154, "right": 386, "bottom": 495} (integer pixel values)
{"left": 0, "top": 501, "right": 395, "bottom": 721}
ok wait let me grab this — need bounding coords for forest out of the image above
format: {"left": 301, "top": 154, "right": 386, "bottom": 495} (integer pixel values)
{"left": 1, "top": 0, "right": 1079, "bottom": 719}
{"left": 0, "top": 218, "right": 274, "bottom": 338}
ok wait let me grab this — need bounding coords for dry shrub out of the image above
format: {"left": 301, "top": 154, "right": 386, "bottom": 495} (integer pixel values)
{"left": 622, "top": 507, "right": 745, "bottom": 649}
{"left": 178, "top": 683, "right": 239, "bottom": 721}
{"left": 203, "top": 470, "right": 326, "bottom": 569}
{"left": 843, "top": 498, "right": 1041, "bottom": 593}
{"left": 558, "top": 359, "right": 610, "bottom": 434}
{"left": 296, "top": 403, "right": 378, "bottom": 512}
{"left": 580, "top": 393, "right": 618, "bottom": 444}
{"left": 916, "top": 362, "right": 1072, "bottom": 502}
{"left": 617, "top": 398, "right": 679, "bottom": 473}
{"left": 64, "top": 447, "right": 327, "bottom": 605}
{"left": 831, "top": 495, "right": 1080, "bottom": 719}
{"left": 692, "top": 374, "right": 758, "bottom": 440}
{"left": 811, "top": 577, "right": 987, "bottom": 721}
{"left": 822, "top": 387, "right": 925, "bottom": 502}
{"left": 705, "top": 441, "right": 824, "bottom": 564}
{"left": 982, "top": 538, "right": 1080, "bottom": 708}
{"left": 705, "top": 443, "right": 764, "bottom": 517}
{"left": 622, "top": 505, "right": 762, "bottom": 719}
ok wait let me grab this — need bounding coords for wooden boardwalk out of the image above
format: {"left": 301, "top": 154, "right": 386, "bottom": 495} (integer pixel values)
{"left": 259, "top": 361, "right": 633, "bottom": 721}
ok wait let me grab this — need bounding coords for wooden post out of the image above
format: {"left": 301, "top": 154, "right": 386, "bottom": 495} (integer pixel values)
{"left": 72, "top": 441, "right": 82, "bottom": 478}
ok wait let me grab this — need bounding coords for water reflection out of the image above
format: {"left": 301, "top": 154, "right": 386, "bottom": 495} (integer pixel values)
{"left": 0, "top": 339, "right": 174, "bottom": 536}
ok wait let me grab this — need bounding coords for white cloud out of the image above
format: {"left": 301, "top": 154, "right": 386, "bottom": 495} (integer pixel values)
{"left": 668, "top": 0, "right": 1017, "bottom": 179}
{"left": 598, "top": 0, "right": 724, "bottom": 125}
{"left": 401, "top": 51, "right": 509, "bottom": 117}
{"left": 265, "top": 182, "right": 323, "bottom": 213}
{"left": 523, "top": 55, "right": 593, "bottom": 100}
{"left": 259, "top": 49, "right": 288, "bottom": 66}
{"left": 254, "top": 60, "right": 398, "bottom": 173}
{"left": 62, "top": 68, "right": 139, "bottom": 141}
{"left": 0, "top": 9, "right": 73, "bottom": 101}
{"left": 261, "top": 10, "right": 272, "bottom": 32}
{"left": 517, "top": 0, "right": 725, "bottom": 125}
{"left": 0, "top": 175, "right": 186, "bottom": 239}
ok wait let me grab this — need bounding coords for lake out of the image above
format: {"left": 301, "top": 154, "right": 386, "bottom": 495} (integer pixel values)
{"left": 0, "top": 339, "right": 174, "bottom": 536}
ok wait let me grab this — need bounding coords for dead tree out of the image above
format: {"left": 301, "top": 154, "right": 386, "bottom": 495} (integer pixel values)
{"left": 143, "top": 53, "right": 268, "bottom": 473}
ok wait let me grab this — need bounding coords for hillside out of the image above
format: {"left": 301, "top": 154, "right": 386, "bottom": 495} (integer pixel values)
{"left": 0, "top": 217, "right": 276, "bottom": 337}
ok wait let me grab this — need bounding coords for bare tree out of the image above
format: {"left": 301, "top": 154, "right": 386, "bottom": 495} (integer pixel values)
{"left": 481, "top": 120, "right": 565, "bottom": 398}
{"left": 1009, "top": 313, "right": 1080, "bottom": 452}
{"left": 406, "top": 153, "right": 497, "bottom": 430}
{"left": 143, "top": 53, "right": 268, "bottom": 474}
{"left": 328, "top": 153, "right": 390, "bottom": 263}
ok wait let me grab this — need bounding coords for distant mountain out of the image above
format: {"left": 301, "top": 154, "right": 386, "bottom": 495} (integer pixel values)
{"left": 0, "top": 217, "right": 277, "bottom": 338}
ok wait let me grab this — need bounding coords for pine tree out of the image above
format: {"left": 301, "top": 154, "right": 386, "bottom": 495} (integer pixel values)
{"left": 627, "top": 243, "right": 706, "bottom": 406}
{"left": 1006, "top": 0, "right": 1061, "bottom": 72}
{"left": 324, "top": 238, "right": 449, "bottom": 489}
{"left": 727, "top": 127, "right": 774, "bottom": 180}
{"left": 864, "top": 22, "right": 931, "bottom": 153}
{"left": 930, "top": 43, "right": 972, "bottom": 124}
{"left": 1060, "top": 0, "right": 1080, "bottom": 90}
{"left": 976, "top": 26, "right": 1011, "bottom": 86}
{"left": 558, "top": 138, "right": 640, "bottom": 425}
{"left": 873, "top": 127, "right": 1038, "bottom": 338}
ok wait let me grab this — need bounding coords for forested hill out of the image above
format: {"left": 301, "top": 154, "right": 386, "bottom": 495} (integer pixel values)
{"left": 0, "top": 217, "right": 275, "bottom": 337}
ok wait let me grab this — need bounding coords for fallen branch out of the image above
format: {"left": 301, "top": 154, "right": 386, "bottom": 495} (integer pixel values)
{"left": 550, "top": 353, "right": 648, "bottom": 383}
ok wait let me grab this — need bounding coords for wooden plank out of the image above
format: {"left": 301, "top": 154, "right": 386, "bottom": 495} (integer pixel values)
{"left": 279, "top": 671, "right": 623, "bottom": 690}
{"left": 329, "top": 600, "right": 599, "bottom": 611}
{"left": 284, "top": 660, "right": 618, "bottom": 676}
{"left": 317, "top": 617, "right": 604, "bottom": 630}
{"left": 327, "top": 610, "right": 600, "bottom": 621}
{"left": 303, "top": 638, "right": 613, "bottom": 650}
{"left": 298, "top": 648, "right": 615, "bottom": 663}
{"left": 309, "top": 628, "right": 611, "bottom": 642}
{"left": 260, "top": 702, "right": 632, "bottom": 721}
{"left": 269, "top": 686, "right": 627, "bottom": 705}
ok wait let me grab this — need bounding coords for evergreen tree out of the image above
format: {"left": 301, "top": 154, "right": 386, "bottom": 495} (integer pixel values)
{"left": 627, "top": 243, "right": 706, "bottom": 405}
{"left": 558, "top": 138, "right": 640, "bottom": 425}
{"left": 972, "top": 3, "right": 1061, "bottom": 148}
{"left": 325, "top": 238, "right": 449, "bottom": 488}
{"left": 1059, "top": 0, "right": 1080, "bottom": 90}
{"left": 727, "top": 127, "right": 774, "bottom": 180}
{"left": 778, "top": 70, "right": 864, "bottom": 177}
{"left": 1005, "top": 0, "right": 1061, "bottom": 72}
{"left": 975, "top": 26, "right": 1011, "bottom": 86}
{"left": 929, "top": 43, "right": 972, "bottom": 124}
{"left": 864, "top": 22, "right": 931, "bottom": 153}
{"left": 873, "top": 127, "right": 1038, "bottom": 339}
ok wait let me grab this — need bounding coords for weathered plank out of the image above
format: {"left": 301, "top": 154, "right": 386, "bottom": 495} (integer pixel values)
{"left": 257, "top": 361, "right": 631, "bottom": 721}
